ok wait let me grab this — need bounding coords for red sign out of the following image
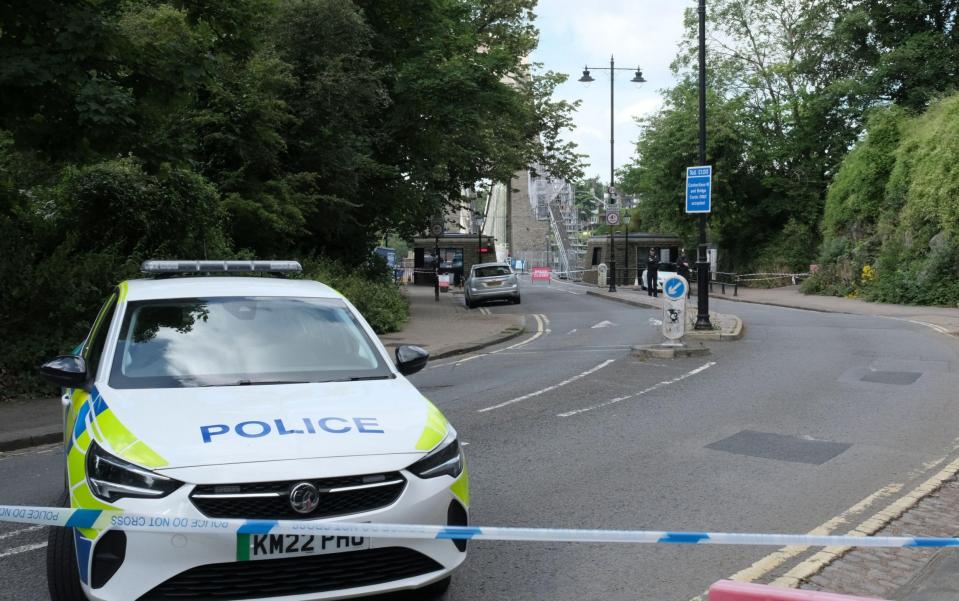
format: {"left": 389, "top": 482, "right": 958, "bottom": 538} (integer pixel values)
{"left": 479, "top": 247, "right": 490, "bottom": 253}
{"left": 531, "top": 267, "right": 552, "bottom": 282}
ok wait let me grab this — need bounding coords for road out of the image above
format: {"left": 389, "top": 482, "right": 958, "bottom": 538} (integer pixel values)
{"left": 3, "top": 280, "right": 959, "bottom": 600}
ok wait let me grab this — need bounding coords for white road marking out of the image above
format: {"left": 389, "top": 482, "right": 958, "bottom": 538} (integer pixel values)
{"left": 0, "top": 525, "right": 45, "bottom": 542}
{"left": 648, "top": 318, "right": 663, "bottom": 326}
{"left": 479, "top": 307, "right": 491, "bottom": 316}
{"left": 904, "top": 319, "right": 949, "bottom": 334}
{"left": 427, "top": 314, "right": 548, "bottom": 369}
{"left": 498, "top": 314, "right": 546, "bottom": 351}
{"left": 558, "top": 362, "right": 716, "bottom": 417}
{"left": 590, "top": 320, "right": 615, "bottom": 329}
{"left": 0, "top": 542, "right": 47, "bottom": 558}
{"left": 565, "top": 329, "right": 577, "bottom": 335}
{"left": 880, "top": 316, "right": 952, "bottom": 335}
{"left": 477, "top": 359, "right": 616, "bottom": 413}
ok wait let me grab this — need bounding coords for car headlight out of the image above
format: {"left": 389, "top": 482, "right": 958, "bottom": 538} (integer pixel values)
{"left": 86, "top": 442, "right": 182, "bottom": 502}
{"left": 407, "top": 434, "right": 463, "bottom": 479}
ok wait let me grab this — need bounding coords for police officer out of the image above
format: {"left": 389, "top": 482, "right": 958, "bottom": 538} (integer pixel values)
{"left": 677, "top": 252, "right": 691, "bottom": 298}
{"left": 646, "top": 249, "right": 659, "bottom": 297}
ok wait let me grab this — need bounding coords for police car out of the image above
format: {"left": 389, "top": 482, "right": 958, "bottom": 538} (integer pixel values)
{"left": 41, "top": 261, "right": 469, "bottom": 601}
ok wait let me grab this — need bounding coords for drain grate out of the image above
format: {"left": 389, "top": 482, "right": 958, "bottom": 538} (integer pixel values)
{"left": 860, "top": 371, "right": 921, "bottom": 385}
{"left": 706, "top": 430, "right": 851, "bottom": 465}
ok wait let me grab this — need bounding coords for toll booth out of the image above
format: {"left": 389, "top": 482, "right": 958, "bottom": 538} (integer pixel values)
{"left": 412, "top": 234, "right": 496, "bottom": 287}
{"left": 583, "top": 232, "right": 683, "bottom": 286}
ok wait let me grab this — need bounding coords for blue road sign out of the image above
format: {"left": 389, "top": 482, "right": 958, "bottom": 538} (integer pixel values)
{"left": 664, "top": 277, "right": 686, "bottom": 300}
{"left": 686, "top": 165, "right": 712, "bottom": 214}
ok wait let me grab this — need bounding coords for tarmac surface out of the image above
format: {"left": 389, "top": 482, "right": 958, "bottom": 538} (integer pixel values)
{"left": 3, "top": 278, "right": 959, "bottom": 600}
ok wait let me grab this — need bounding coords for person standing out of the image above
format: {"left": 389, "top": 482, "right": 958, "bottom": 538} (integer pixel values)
{"left": 646, "top": 249, "right": 660, "bottom": 297}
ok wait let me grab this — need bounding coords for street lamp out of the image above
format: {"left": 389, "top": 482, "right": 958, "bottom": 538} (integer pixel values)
{"left": 579, "top": 56, "right": 646, "bottom": 292}
{"left": 623, "top": 212, "right": 632, "bottom": 287}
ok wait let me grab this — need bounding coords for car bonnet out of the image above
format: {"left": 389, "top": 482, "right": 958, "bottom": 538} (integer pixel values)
{"left": 87, "top": 379, "right": 447, "bottom": 471}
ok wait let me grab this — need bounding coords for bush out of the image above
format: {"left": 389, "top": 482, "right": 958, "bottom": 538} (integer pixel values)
{"left": 301, "top": 258, "right": 408, "bottom": 334}
{"left": 809, "top": 93, "right": 959, "bottom": 306}
{"left": 0, "top": 158, "right": 233, "bottom": 399}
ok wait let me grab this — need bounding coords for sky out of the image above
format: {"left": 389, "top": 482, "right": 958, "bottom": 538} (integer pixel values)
{"left": 530, "top": 0, "right": 691, "bottom": 183}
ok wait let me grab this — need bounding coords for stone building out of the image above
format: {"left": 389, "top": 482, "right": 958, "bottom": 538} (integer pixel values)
{"left": 583, "top": 233, "right": 683, "bottom": 286}
{"left": 411, "top": 233, "right": 496, "bottom": 286}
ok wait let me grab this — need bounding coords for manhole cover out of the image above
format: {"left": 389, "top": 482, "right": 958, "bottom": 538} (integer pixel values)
{"left": 860, "top": 371, "right": 921, "bottom": 385}
{"left": 706, "top": 430, "right": 851, "bottom": 465}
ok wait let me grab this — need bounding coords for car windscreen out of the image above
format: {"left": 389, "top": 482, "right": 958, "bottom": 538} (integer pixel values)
{"left": 109, "top": 297, "right": 392, "bottom": 389}
{"left": 473, "top": 266, "right": 511, "bottom": 278}
{"left": 657, "top": 262, "right": 678, "bottom": 272}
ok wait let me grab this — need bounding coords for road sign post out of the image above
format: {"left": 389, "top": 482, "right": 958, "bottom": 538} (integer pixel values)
{"left": 661, "top": 275, "right": 688, "bottom": 341}
{"left": 686, "top": 164, "right": 712, "bottom": 330}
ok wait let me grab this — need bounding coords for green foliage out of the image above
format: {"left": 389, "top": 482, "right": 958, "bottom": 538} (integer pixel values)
{"left": 621, "top": 0, "right": 859, "bottom": 272}
{"left": 573, "top": 177, "right": 603, "bottom": 224}
{"left": 621, "top": 81, "right": 772, "bottom": 268}
{"left": 811, "top": 93, "right": 959, "bottom": 306}
{"left": 0, "top": 157, "right": 233, "bottom": 398}
{"left": 301, "top": 259, "right": 409, "bottom": 335}
{"left": 822, "top": 106, "right": 908, "bottom": 239}
{"left": 0, "top": 0, "right": 581, "bottom": 397}
{"left": 834, "top": 1, "right": 959, "bottom": 112}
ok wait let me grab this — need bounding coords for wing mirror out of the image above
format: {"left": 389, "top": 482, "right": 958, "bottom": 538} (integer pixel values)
{"left": 39, "top": 355, "right": 88, "bottom": 388}
{"left": 395, "top": 345, "right": 429, "bottom": 376}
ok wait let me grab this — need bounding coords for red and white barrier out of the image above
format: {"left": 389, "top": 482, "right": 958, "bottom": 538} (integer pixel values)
{"left": 531, "top": 267, "right": 552, "bottom": 283}
{"left": 710, "top": 581, "right": 888, "bottom": 601}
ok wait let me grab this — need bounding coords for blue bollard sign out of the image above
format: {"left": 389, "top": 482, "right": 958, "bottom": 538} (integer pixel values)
{"left": 685, "top": 165, "right": 712, "bottom": 214}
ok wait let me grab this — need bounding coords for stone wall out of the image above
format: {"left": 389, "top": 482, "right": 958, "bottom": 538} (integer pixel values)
{"left": 508, "top": 171, "right": 550, "bottom": 255}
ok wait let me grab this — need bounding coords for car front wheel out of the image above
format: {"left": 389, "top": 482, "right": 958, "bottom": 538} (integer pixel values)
{"left": 47, "top": 494, "right": 87, "bottom": 601}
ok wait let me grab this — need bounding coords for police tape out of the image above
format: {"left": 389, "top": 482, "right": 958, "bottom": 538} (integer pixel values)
{"left": 3, "top": 504, "right": 959, "bottom": 548}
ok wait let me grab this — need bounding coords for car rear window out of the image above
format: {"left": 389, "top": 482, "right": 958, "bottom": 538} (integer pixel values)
{"left": 474, "top": 266, "right": 511, "bottom": 278}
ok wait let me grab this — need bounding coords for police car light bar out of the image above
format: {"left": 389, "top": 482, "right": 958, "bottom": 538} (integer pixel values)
{"left": 140, "top": 260, "right": 302, "bottom": 274}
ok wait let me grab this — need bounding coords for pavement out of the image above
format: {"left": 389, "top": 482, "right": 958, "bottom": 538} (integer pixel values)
{"left": 379, "top": 284, "right": 526, "bottom": 359}
{"left": 711, "top": 285, "right": 959, "bottom": 338}
{"left": 0, "top": 283, "right": 524, "bottom": 453}
{"left": 4, "top": 279, "right": 959, "bottom": 600}
{"left": 0, "top": 397, "right": 62, "bottom": 452}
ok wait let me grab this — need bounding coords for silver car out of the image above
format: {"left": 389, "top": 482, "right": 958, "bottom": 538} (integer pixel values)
{"left": 465, "top": 262, "right": 520, "bottom": 308}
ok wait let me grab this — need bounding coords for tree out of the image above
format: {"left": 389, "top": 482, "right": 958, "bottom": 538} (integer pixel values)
{"left": 622, "top": 0, "right": 861, "bottom": 271}
{"left": 833, "top": 0, "right": 959, "bottom": 112}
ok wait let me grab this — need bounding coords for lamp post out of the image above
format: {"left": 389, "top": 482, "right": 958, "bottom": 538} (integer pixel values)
{"left": 623, "top": 212, "right": 632, "bottom": 287}
{"left": 695, "top": 0, "right": 713, "bottom": 329}
{"left": 579, "top": 56, "right": 646, "bottom": 292}
{"left": 475, "top": 213, "right": 485, "bottom": 265}
{"left": 545, "top": 233, "right": 550, "bottom": 270}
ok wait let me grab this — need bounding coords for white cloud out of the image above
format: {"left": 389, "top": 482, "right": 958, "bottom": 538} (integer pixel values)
{"left": 531, "top": 0, "right": 690, "bottom": 179}
{"left": 616, "top": 97, "right": 662, "bottom": 125}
